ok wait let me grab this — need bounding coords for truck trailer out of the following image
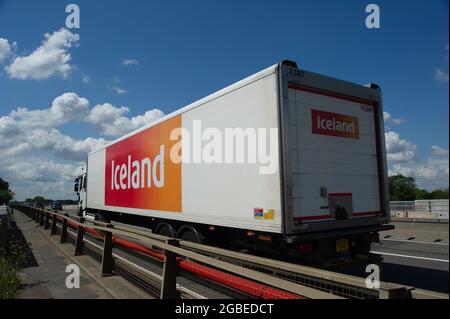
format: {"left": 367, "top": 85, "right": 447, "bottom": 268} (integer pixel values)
{"left": 75, "top": 60, "right": 393, "bottom": 264}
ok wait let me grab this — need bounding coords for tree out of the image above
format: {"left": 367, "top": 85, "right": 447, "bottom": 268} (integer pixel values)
{"left": 389, "top": 175, "right": 449, "bottom": 200}
{"left": 388, "top": 175, "right": 417, "bottom": 201}
{"left": 33, "top": 196, "right": 46, "bottom": 204}
{"left": 0, "top": 177, "right": 14, "bottom": 205}
{"left": 415, "top": 188, "right": 430, "bottom": 200}
{"left": 430, "top": 188, "right": 449, "bottom": 199}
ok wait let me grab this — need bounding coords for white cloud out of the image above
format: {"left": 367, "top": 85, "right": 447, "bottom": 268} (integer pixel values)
{"left": 82, "top": 75, "right": 91, "bottom": 83}
{"left": 5, "top": 28, "right": 79, "bottom": 80}
{"left": 0, "top": 116, "right": 20, "bottom": 137}
{"left": 434, "top": 68, "right": 449, "bottom": 82}
{"left": 0, "top": 92, "right": 165, "bottom": 200}
{"left": 9, "top": 92, "right": 89, "bottom": 128}
{"left": 87, "top": 103, "right": 128, "bottom": 125}
{"left": 0, "top": 38, "right": 16, "bottom": 63}
{"left": 0, "top": 125, "right": 108, "bottom": 161}
{"left": 87, "top": 103, "right": 164, "bottom": 136}
{"left": 0, "top": 156, "right": 84, "bottom": 200}
{"left": 431, "top": 145, "right": 449, "bottom": 157}
{"left": 122, "top": 59, "right": 139, "bottom": 66}
{"left": 0, "top": 123, "right": 106, "bottom": 200}
{"left": 113, "top": 86, "right": 127, "bottom": 94}
{"left": 383, "top": 111, "right": 403, "bottom": 125}
{"left": 433, "top": 45, "right": 449, "bottom": 82}
{"left": 4, "top": 158, "right": 78, "bottom": 183}
{"left": 385, "top": 131, "right": 417, "bottom": 162}
{"left": 389, "top": 146, "right": 449, "bottom": 190}
{"left": 26, "top": 129, "right": 108, "bottom": 161}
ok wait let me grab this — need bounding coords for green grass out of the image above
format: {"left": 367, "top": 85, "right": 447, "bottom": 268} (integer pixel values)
{"left": 0, "top": 233, "right": 27, "bottom": 299}
{"left": 0, "top": 253, "right": 22, "bottom": 299}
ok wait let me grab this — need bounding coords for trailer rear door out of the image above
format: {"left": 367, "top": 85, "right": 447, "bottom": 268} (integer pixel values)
{"left": 283, "top": 78, "right": 385, "bottom": 232}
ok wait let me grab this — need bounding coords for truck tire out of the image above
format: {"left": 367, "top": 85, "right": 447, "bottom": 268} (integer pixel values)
{"left": 155, "top": 223, "right": 176, "bottom": 238}
{"left": 177, "top": 225, "right": 203, "bottom": 244}
{"left": 96, "top": 211, "right": 110, "bottom": 223}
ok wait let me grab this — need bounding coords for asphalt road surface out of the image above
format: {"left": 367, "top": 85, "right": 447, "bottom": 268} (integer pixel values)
{"left": 370, "top": 221, "right": 449, "bottom": 293}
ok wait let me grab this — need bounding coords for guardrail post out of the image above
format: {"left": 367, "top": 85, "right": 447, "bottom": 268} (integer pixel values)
{"left": 39, "top": 210, "right": 44, "bottom": 226}
{"left": 74, "top": 218, "right": 85, "bottom": 256}
{"left": 160, "top": 239, "right": 180, "bottom": 299}
{"left": 50, "top": 212, "right": 58, "bottom": 235}
{"left": 100, "top": 224, "right": 114, "bottom": 276}
{"left": 44, "top": 212, "right": 50, "bottom": 229}
{"left": 34, "top": 209, "right": 39, "bottom": 222}
{"left": 60, "top": 214, "right": 69, "bottom": 243}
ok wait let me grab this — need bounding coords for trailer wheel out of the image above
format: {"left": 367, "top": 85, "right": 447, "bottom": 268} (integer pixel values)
{"left": 96, "top": 211, "right": 110, "bottom": 222}
{"left": 155, "top": 223, "right": 175, "bottom": 238}
{"left": 177, "top": 225, "right": 203, "bottom": 244}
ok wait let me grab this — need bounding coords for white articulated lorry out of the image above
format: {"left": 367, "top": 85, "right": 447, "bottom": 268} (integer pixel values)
{"left": 75, "top": 60, "right": 393, "bottom": 264}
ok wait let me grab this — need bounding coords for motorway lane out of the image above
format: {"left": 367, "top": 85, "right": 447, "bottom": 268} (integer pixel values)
{"left": 383, "top": 221, "right": 449, "bottom": 243}
{"left": 374, "top": 221, "right": 448, "bottom": 293}
{"left": 373, "top": 240, "right": 448, "bottom": 267}
{"left": 373, "top": 241, "right": 449, "bottom": 293}
{"left": 371, "top": 239, "right": 449, "bottom": 293}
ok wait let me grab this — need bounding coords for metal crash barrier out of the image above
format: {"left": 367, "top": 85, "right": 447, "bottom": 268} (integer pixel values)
{"left": 13, "top": 205, "right": 449, "bottom": 300}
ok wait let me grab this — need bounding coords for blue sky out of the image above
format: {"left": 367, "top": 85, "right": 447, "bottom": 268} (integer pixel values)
{"left": 0, "top": 0, "right": 448, "bottom": 200}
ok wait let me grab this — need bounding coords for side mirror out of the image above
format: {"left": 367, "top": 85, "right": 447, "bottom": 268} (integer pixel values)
{"left": 74, "top": 183, "right": 79, "bottom": 192}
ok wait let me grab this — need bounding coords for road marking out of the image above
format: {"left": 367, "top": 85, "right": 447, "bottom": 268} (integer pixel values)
{"left": 381, "top": 238, "right": 449, "bottom": 246}
{"left": 371, "top": 251, "right": 449, "bottom": 263}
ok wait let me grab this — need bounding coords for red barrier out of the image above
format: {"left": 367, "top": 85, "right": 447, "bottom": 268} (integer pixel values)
{"left": 50, "top": 213, "right": 303, "bottom": 299}
{"left": 85, "top": 227, "right": 104, "bottom": 239}
{"left": 106, "top": 233, "right": 302, "bottom": 299}
{"left": 178, "top": 259, "right": 303, "bottom": 299}
{"left": 67, "top": 220, "right": 78, "bottom": 229}
{"left": 112, "top": 236, "right": 165, "bottom": 261}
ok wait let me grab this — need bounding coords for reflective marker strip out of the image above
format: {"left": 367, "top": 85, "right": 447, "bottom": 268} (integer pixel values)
{"left": 294, "top": 211, "right": 380, "bottom": 221}
{"left": 328, "top": 193, "right": 352, "bottom": 197}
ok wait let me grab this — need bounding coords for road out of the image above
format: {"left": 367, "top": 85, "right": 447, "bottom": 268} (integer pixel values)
{"left": 370, "top": 221, "right": 449, "bottom": 293}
